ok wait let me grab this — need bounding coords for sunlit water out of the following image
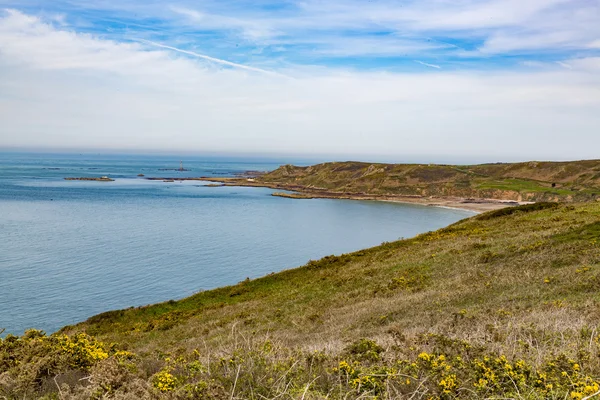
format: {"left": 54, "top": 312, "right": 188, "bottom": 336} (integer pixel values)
{"left": 0, "top": 153, "right": 473, "bottom": 335}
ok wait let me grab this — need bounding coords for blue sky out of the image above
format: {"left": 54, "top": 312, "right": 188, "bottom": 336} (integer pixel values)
{"left": 4, "top": 0, "right": 599, "bottom": 71}
{"left": 0, "top": 0, "right": 599, "bottom": 161}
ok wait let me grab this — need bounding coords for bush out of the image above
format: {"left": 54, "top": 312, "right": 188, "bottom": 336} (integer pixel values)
{"left": 345, "top": 338, "right": 384, "bottom": 362}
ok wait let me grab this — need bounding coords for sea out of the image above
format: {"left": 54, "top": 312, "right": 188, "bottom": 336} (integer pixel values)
{"left": 0, "top": 152, "right": 474, "bottom": 336}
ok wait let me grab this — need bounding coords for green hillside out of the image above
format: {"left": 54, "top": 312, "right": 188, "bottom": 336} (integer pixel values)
{"left": 2, "top": 202, "right": 600, "bottom": 399}
{"left": 257, "top": 160, "right": 600, "bottom": 202}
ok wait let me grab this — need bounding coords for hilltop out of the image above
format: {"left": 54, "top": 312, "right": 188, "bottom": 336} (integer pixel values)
{"left": 254, "top": 160, "right": 600, "bottom": 205}
{"left": 2, "top": 201, "right": 600, "bottom": 399}
{"left": 195, "top": 159, "right": 600, "bottom": 212}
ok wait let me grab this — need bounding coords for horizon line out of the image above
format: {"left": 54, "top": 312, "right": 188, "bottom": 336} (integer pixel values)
{"left": 1, "top": 146, "right": 599, "bottom": 166}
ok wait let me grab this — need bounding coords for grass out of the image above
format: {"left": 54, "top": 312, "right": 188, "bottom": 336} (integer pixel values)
{"left": 2, "top": 202, "right": 600, "bottom": 399}
{"left": 474, "top": 178, "right": 597, "bottom": 197}
{"left": 257, "top": 160, "right": 600, "bottom": 202}
{"left": 553, "top": 221, "right": 600, "bottom": 243}
{"left": 475, "top": 178, "right": 573, "bottom": 194}
{"left": 475, "top": 201, "right": 560, "bottom": 220}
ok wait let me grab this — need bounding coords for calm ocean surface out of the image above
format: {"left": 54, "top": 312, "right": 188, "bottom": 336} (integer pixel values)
{"left": 0, "top": 152, "right": 473, "bottom": 335}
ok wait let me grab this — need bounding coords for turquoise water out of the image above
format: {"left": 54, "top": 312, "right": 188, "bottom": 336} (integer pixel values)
{"left": 0, "top": 152, "right": 473, "bottom": 335}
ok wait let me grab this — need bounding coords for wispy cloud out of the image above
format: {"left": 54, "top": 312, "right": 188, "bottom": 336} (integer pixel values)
{"left": 555, "top": 61, "right": 572, "bottom": 70}
{"left": 2, "top": 0, "right": 598, "bottom": 68}
{"left": 1, "top": 9, "right": 599, "bottom": 159}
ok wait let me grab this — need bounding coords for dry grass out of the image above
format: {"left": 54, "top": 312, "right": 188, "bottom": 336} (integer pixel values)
{"left": 259, "top": 161, "right": 600, "bottom": 202}
{"left": 2, "top": 202, "right": 600, "bottom": 399}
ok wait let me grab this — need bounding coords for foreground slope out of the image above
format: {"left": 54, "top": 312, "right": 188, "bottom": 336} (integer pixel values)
{"left": 2, "top": 202, "right": 600, "bottom": 399}
{"left": 257, "top": 160, "right": 600, "bottom": 202}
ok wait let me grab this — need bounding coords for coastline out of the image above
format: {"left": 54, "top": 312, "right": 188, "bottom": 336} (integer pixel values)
{"left": 268, "top": 190, "right": 522, "bottom": 213}
{"left": 154, "top": 176, "right": 527, "bottom": 213}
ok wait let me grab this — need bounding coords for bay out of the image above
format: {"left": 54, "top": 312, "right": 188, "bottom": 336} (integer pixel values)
{"left": 0, "top": 152, "right": 473, "bottom": 335}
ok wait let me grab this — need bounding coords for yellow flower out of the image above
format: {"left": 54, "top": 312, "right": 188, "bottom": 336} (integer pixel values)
{"left": 153, "top": 369, "right": 177, "bottom": 392}
{"left": 439, "top": 374, "right": 458, "bottom": 394}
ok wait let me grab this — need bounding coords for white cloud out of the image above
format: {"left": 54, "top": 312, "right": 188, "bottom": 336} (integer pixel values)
{"left": 1, "top": 9, "right": 600, "bottom": 160}
{"left": 170, "top": 6, "right": 278, "bottom": 41}
{"left": 42, "top": 0, "right": 600, "bottom": 59}
{"left": 555, "top": 61, "right": 572, "bottom": 70}
{"left": 566, "top": 57, "right": 600, "bottom": 73}
{"left": 166, "top": 0, "right": 600, "bottom": 56}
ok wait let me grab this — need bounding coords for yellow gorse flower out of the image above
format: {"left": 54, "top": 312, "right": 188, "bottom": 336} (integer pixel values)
{"left": 153, "top": 369, "right": 177, "bottom": 392}
{"left": 57, "top": 333, "right": 109, "bottom": 369}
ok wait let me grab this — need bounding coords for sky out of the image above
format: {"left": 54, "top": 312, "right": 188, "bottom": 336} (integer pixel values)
{"left": 0, "top": 1, "right": 599, "bottom": 162}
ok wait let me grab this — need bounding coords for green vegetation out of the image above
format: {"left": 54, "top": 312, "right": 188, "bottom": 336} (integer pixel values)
{"left": 475, "top": 178, "right": 575, "bottom": 195}
{"left": 257, "top": 160, "right": 600, "bottom": 202}
{"left": 475, "top": 201, "right": 559, "bottom": 220}
{"left": 2, "top": 202, "right": 600, "bottom": 398}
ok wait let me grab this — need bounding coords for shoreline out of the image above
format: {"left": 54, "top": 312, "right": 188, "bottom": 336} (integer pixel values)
{"left": 150, "top": 176, "right": 527, "bottom": 213}
{"left": 269, "top": 191, "right": 523, "bottom": 213}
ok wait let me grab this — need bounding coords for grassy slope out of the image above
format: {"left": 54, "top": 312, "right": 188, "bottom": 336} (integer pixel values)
{"left": 257, "top": 160, "right": 600, "bottom": 202}
{"left": 69, "top": 202, "right": 600, "bottom": 349}
{"left": 3, "top": 202, "right": 600, "bottom": 399}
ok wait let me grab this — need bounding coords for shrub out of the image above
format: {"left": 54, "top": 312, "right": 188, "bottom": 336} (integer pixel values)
{"left": 345, "top": 338, "right": 384, "bottom": 362}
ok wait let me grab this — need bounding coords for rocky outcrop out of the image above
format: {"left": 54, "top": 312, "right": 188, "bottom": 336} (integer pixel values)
{"left": 64, "top": 177, "right": 114, "bottom": 182}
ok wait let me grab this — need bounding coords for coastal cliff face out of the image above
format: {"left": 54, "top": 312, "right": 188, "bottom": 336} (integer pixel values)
{"left": 257, "top": 160, "right": 600, "bottom": 202}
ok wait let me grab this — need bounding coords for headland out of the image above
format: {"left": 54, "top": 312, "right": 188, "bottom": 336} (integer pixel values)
{"left": 150, "top": 159, "right": 600, "bottom": 212}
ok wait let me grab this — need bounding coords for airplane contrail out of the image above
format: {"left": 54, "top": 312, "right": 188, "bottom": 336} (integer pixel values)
{"left": 414, "top": 60, "right": 441, "bottom": 69}
{"left": 134, "top": 39, "right": 284, "bottom": 76}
